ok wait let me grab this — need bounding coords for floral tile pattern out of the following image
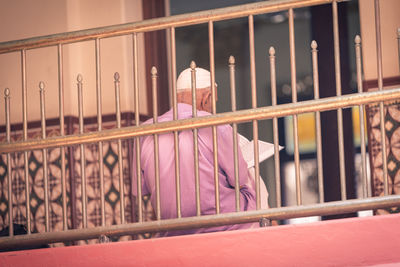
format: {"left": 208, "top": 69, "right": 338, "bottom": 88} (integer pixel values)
{"left": 367, "top": 101, "right": 400, "bottom": 214}
{"left": 0, "top": 118, "right": 154, "bottom": 246}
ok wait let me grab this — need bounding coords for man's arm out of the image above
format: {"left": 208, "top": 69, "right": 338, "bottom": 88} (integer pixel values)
{"left": 216, "top": 125, "right": 250, "bottom": 188}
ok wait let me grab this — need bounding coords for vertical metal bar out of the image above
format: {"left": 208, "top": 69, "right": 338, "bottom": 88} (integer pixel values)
{"left": 127, "top": 138, "right": 135, "bottom": 223}
{"left": 248, "top": 14, "right": 261, "bottom": 210}
{"left": 133, "top": 33, "right": 142, "bottom": 222}
{"left": 355, "top": 36, "right": 369, "bottom": 198}
{"left": 229, "top": 56, "right": 240, "bottom": 212}
{"left": 95, "top": 38, "right": 106, "bottom": 225}
{"left": 398, "top": 28, "right": 400, "bottom": 73}
{"left": 269, "top": 47, "right": 282, "bottom": 208}
{"left": 68, "top": 144, "right": 78, "bottom": 230}
{"left": 21, "top": 49, "right": 31, "bottom": 234}
{"left": 57, "top": 44, "right": 68, "bottom": 230}
{"left": 77, "top": 74, "right": 87, "bottom": 228}
{"left": 332, "top": 1, "right": 347, "bottom": 200}
{"left": 5, "top": 88, "right": 13, "bottom": 236}
{"left": 208, "top": 20, "right": 220, "bottom": 214}
{"left": 191, "top": 61, "right": 201, "bottom": 216}
{"left": 151, "top": 67, "right": 161, "bottom": 220}
{"left": 170, "top": 27, "right": 182, "bottom": 218}
{"left": 114, "top": 72, "right": 125, "bottom": 224}
{"left": 374, "top": 0, "right": 388, "bottom": 196}
{"left": 39, "top": 82, "right": 50, "bottom": 232}
{"left": 288, "top": 9, "right": 302, "bottom": 205}
{"left": 311, "top": 41, "right": 325, "bottom": 203}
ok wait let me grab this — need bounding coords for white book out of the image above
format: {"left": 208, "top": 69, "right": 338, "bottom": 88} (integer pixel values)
{"left": 238, "top": 134, "right": 283, "bottom": 169}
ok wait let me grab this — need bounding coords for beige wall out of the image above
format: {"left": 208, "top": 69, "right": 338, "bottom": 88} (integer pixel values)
{"left": 359, "top": 0, "right": 400, "bottom": 81}
{"left": 0, "top": 0, "right": 149, "bottom": 126}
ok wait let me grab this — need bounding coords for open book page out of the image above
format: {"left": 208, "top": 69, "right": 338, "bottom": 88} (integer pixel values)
{"left": 238, "top": 134, "right": 283, "bottom": 169}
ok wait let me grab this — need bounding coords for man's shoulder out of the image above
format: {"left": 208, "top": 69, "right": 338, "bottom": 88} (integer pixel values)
{"left": 142, "top": 109, "right": 174, "bottom": 125}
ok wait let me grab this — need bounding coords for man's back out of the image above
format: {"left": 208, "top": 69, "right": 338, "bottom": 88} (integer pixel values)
{"left": 134, "top": 103, "right": 257, "bottom": 236}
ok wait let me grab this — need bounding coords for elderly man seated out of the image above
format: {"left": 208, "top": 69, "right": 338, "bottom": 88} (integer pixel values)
{"left": 133, "top": 67, "right": 269, "bottom": 236}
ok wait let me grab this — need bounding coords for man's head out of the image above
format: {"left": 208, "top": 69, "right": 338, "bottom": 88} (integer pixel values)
{"left": 176, "top": 67, "right": 217, "bottom": 113}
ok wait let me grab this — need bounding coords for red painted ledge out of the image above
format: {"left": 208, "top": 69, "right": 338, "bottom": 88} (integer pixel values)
{"left": 1, "top": 213, "right": 400, "bottom": 267}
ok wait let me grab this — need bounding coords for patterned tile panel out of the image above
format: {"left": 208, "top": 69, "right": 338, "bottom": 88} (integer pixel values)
{"left": 0, "top": 117, "right": 154, "bottom": 246}
{"left": 367, "top": 102, "right": 400, "bottom": 214}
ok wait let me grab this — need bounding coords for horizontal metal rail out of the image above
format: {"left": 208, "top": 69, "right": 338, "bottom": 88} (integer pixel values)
{"left": 1, "top": 87, "right": 399, "bottom": 154}
{"left": 1, "top": 194, "right": 399, "bottom": 250}
{"left": 0, "top": 0, "right": 345, "bottom": 54}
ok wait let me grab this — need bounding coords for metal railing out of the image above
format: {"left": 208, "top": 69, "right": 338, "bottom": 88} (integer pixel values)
{"left": 1, "top": 0, "right": 400, "bottom": 250}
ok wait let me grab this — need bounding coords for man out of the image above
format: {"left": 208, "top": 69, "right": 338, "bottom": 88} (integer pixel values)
{"left": 133, "top": 67, "right": 258, "bottom": 236}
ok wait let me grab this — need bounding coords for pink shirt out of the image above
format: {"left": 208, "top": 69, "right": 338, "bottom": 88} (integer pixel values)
{"left": 133, "top": 103, "right": 257, "bottom": 236}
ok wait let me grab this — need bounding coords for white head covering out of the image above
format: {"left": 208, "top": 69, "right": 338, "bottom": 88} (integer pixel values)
{"left": 176, "top": 67, "right": 214, "bottom": 92}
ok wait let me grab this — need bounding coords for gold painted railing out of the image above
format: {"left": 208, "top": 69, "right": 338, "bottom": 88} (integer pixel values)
{"left": 2, "top": 195, "right": 400, "bottom": 250}
{"left": 0, "top": 0, "right": 343, "bottom": 54}
{"left": 1, "top": 88, "right": 400, "bottom": 154}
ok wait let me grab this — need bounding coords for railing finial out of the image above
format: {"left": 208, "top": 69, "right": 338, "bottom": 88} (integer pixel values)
{"left": 151, "top": 66, "right": 158, "bottom": 76}
{"left": 114, "top": 72, "right": 120, "bottom": 82}
{"left": 229, "top": 55, "right": 235, "bottom": 65}
{"left": 355, "top": 35, "right": 361, "bottom": 45}
{"left": 39, "top": 81, "right": 45, "bottom": 91}
{"left": 269, "top": 46, "right": 275, "bottom": 56}
{"left": 190, "top": 61, "right": 196, "bottom": 70}
{"left": 311, "top": 40, "right": 318, "bottom": 50}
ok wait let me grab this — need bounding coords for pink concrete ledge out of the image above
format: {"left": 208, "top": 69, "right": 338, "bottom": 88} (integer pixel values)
{"left": 1, "top": 213, "right": 400, "bottom": 266}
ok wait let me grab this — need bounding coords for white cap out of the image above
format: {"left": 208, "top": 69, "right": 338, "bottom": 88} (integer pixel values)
{"left": 176, "top": 67, "right": 214, "bottom": 92}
